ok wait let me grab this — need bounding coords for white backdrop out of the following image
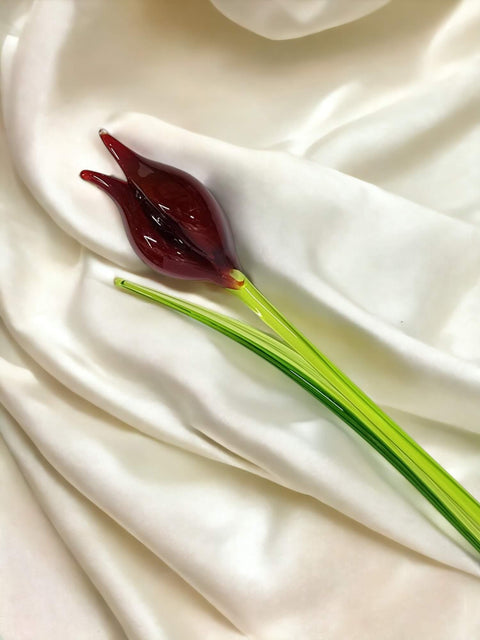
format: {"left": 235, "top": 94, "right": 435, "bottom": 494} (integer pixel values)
{"left": 1, "top": 1, "right": 480, "bottom": 638}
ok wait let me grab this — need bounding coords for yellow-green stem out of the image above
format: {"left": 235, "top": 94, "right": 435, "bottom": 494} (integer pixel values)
{"left": 229, "top": 271, "right": 480, "bottom": 553}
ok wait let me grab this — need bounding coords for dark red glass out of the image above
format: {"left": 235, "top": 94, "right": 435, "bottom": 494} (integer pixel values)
{"left": 80, "top": 130, "right": 240, "bottom": 288}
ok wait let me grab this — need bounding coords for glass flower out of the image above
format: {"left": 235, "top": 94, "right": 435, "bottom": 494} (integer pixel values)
{"left": 81, "top": 130, "right": 240, "bottom": 288}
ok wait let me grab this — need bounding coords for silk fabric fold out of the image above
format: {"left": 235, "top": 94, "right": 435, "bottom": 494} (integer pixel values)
{"left": 2, "top": 1, "right": 480, "bottom": 638}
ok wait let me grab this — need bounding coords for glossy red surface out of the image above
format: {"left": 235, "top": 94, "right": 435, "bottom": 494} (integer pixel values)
{"left": 80, "top": 130, "right": 239, "bottom": 288}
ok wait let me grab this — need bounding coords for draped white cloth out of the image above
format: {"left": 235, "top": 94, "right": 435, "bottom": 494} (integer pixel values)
{"left": 1, "top": 0, "right": 480, "bottom": 638}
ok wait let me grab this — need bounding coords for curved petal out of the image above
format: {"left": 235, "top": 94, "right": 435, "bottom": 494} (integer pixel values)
{"left": 80, "top": 169, "right": 236, "bottom": 287}
{"left": 98, "top": 130, "right": 238, "bottom": 269}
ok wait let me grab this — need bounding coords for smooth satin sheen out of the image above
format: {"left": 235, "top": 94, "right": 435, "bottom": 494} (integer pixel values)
{"left": 1, "top": 1, "right": 480, "bottom": 638}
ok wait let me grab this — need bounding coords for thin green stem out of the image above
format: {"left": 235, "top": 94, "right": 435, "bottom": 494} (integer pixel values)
{"left": 114, "top": 275, "right": 480, "bottom": 555}
{"left": 229, "top": 271, "right": 480, "bottom": 553}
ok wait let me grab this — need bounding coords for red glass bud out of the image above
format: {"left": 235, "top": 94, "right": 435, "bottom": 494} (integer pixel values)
{"left": 80, "top": 130, "right": 240, "bottom": 288}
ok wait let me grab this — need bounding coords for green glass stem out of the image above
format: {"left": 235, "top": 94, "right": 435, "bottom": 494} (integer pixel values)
{"left": 114, "top": 275, "right": 480, "bottom": 554}
{"left": 229, "top": 271, "right": 480, "bottom": 554}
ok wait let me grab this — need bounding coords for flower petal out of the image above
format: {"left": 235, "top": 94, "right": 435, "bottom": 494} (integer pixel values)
{"left": 98, "top": 130, "right": 238, "bottom": 269}
{"left": 80, "top": 168, "right": 236, "bottom": 286}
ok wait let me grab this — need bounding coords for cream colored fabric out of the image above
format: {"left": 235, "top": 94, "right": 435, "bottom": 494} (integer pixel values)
{"left": 209, "top": 0, "right": 391, "bottom": 39}
{"left": 1, "top": 1, "right": 480, "bottom": 638}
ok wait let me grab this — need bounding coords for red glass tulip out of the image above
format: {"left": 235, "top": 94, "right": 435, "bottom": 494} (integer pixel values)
{"left": 80, "top": 129, "right": 480, "bottom": 557}
{"left": 81, "top": 130, "right": 240, "bottom": 288}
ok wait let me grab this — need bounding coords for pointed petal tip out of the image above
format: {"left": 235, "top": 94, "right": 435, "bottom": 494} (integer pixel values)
{"left": 79, "top": 169, "right": 128, "bottom": 193}
{"left": 98, "top": 129, "right": 118, "bottom": 151}
{"left": 99, "top": 129, "right": 115, "bottom": 149}
{"left": 97, "top": 129, "right": 129, "bottom": 166}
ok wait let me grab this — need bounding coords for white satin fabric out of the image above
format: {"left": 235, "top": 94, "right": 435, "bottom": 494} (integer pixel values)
{"left": 1, "top": 0, "right": 480, "bottom": 638}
